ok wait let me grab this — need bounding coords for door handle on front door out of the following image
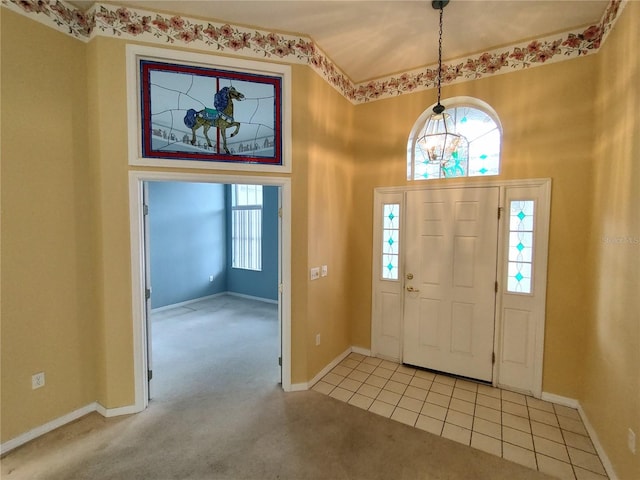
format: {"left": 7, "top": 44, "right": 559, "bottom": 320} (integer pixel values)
{"left": 406, "top": 286, "right": 420, "bottom": 293}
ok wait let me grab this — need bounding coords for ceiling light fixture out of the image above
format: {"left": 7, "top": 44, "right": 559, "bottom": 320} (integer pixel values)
{"left": 417, "top": 0, "right": 469, "bottom": 166}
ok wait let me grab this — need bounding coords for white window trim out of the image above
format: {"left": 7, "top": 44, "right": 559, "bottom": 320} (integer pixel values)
{"left": 126, "top": 45, "right": 292, "bottom": 173}
{"left": 231, "top": 184, "right": 263, "bottom": 271}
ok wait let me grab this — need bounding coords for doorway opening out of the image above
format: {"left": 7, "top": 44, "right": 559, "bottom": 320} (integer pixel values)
{"left": 145, "top": 181, "right": 281, "bottom": 401}
{"left": 129, "top": 171, "right": 292, "bottom": 412}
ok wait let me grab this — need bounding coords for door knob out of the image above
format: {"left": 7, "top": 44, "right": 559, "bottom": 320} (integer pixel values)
{"left": 406, "top": 286, "right": 420, "bottom": 293}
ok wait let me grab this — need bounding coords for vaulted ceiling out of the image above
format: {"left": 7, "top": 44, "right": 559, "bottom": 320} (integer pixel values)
{"left": 69, "top": 0, "right": 610, "bottom": 83}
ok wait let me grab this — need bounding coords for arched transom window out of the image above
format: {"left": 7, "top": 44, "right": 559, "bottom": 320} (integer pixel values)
{"left": 407, "top": 98, "right": 502, "bottom": 180}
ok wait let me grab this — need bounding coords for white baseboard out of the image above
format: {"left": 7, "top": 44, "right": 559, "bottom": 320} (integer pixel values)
{"left": 540, "top": 391, "right": 579, "bottom": 408}
{"left": 0, "top": 346, "right": 369, "bottom": 455}
{"left": 307, "top": 347, "right": 353, "bottom": 388}
{"left": 541, "top": 392, "right": 617, "bottom": 480}
{"left": 291, "top": 348, "right": 356, "bottom": 391}
{"left": 306, "top": 346, "right": 374, "bottom": 389}
{"left": 225, "top": 291, "right": 278, "bottom": 304}
{"left": 151, "top": 292, "right": 225, "bottom": 313}
{"left": 351, "top": 346, "right": 372, "bottom": 357}
{"left": 291, "top": 347, "right": 364, "bottom": 392}
{"left": 289, "top": 382, "right": 309, "bottom": 392}
{"left": 95, "top": 403, "right": 140, "bottom": 418}
{"left": 1, "top": 401, "right": 139, "bottom": 455}
{"left": 577, "top": 404, "right": 618, "bottom": 480}
{"left": 0, "top": 403, "right": 97, "bottom": 455}
{"left": 151, "top": 291, "right": 278, "bottom": 314}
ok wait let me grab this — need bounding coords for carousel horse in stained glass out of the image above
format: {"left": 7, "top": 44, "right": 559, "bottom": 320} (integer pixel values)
{"left": 183, "top": 86, "right": 245, "bottom": 154}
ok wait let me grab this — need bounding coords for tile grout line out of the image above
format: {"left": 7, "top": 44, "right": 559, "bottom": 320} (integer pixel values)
{"left": 320, "top": 356, "right": 608, "bottom": 479}
{"left": 525, "top": 394, "right": 543, "bottom": 476}
{"left": 552, "top": 405, "right": 579, "bottom": 480}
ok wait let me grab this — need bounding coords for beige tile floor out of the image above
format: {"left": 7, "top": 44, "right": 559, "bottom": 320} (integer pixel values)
{"left": 312, "top": 353, "right": 608, "bottom": 480}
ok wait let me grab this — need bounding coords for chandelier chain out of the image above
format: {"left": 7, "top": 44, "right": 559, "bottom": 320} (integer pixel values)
{"left": 436, "top": 5, "right": 444, "bottom": 106}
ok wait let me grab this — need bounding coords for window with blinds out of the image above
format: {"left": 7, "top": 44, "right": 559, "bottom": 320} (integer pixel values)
{"left": 231, "top": 184, "right": 263, "bottom": 271}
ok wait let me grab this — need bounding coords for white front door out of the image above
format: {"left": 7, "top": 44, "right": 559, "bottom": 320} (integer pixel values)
{"left": 403, "top": 187, "right": 499, "bottom": 382}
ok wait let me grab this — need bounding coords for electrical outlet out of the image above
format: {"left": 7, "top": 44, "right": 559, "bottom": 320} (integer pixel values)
{"left": 321, "top": 265, "right": 328, "bottom": 277}
{"left": 310, "top": 267, "right": 320, "bottom": 280}
{"left": 315, "top": 334, "right": 321, "bottom": 346}
{"left": 32, "top": 372, "right": 45, "bottom": 390}
{"left": 629, "top": 428, "right": 636, "bottom": 455}
{"left": 209, "top": 275, "right": 214, "bottom": 282}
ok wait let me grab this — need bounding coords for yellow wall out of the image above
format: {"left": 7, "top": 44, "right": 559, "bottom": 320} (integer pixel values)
{"left": 84, "top": 36, "right": 138, "bottom": 408}
{"left": 0, "top": 15, "right": 357, "bottom": 433}
{"left": 585, "top": 2, "right": 640, "bottom": 478}
{"left": 290, "top": 66, "right": 356, "bottom": 378}
{"left": 82, "top": 39, "right": 355, "bottom": 393}
{"left": 1, "top": 10, "right": 98, "bottom": 440}
{"left": 1, "top": 5, "right": 638, "bottom": 477}
{"left": 349, "top": 56, "right": 598, "bottom": 400}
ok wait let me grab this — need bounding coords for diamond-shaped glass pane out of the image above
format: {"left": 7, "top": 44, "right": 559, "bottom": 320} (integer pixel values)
{"left": 507, "top": 200, "right": 535, "bottom": 294}
{"left": 383, "top": 204, "right": 400, "bottom": 229}
{"left": 411, "top": 106, "right": 500, "bottom": 180}
{"left": 383, "top": 230, "right": 399, "bottom": 254}
{"left": 382, "top": 203, "right": 400, "bottom": 280}
{"left": 510, "top": 201, "right": 535, "bottom": 231}
{"left": 382, "top": 254, "right": 399, "bottom": 280}
{"left": 508, "top": 261, "right": 532, "bottom": 293}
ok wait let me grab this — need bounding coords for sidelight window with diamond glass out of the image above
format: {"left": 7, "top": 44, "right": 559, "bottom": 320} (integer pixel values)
{"left": 507, "top": 200, "right": 535, "bottom": 293}
{"left": 382, "top": 204, "right": 400, "bottom": 280}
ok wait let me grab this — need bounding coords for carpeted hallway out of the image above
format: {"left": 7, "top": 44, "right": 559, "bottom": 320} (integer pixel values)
{"left": 1, "top": 295, "right": 551, "bottom": 479}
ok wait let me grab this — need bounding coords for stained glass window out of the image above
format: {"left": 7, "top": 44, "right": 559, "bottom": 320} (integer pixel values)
{"left": 409, "top": 104, "right": 501, "bottom": 180}
{"left": 382, "top": 204, "right": 400, "bottom": 280}
{"left": 507, "top": 200, "right": 535, "bottom": 293}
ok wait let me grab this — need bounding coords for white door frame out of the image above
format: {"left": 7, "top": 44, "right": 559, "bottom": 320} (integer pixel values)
{"left": 129, "top": 170, "right": 292, "bottom": 412}
{"left": 371, "top": 178, "right": 551, "bottom": 396}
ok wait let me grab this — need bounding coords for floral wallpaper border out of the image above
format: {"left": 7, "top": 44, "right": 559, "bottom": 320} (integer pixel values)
{"left": 2, "top": 0, "right": 626, "bottom": 104}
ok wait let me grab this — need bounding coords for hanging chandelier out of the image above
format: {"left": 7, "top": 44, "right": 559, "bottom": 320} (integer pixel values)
{"left": 416, "top": 0, "right": 469, "bottom": 166}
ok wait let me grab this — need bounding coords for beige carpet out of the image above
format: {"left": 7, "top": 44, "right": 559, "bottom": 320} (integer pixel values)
{"left": 1, "top": 295, "right": 552, "bottom": 479}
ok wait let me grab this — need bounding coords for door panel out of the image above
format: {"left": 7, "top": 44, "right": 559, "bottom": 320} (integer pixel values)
{"left": 403, "top": 187, "right": 499, "bottom": 382}
{"left": 502, "top": 308, "right": 530, "bottom": 365}
{"left": 381, "top": 292, "right": 402, "bottom": 337}
{"left": 451, "top": 302, "right": 474, "bottom": 354}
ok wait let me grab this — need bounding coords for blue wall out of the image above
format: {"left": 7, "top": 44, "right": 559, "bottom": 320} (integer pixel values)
{"left": 148, "top": 182, "right": 279, "bottom": 308}
{"left": 148, "top": 182, "right": 227, "bottom": 309}
{"left": 226, "top": 185, "right": 279, "bottom": 301}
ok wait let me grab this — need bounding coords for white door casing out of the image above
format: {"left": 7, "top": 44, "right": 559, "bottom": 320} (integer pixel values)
{"left": 403, "top": 187, "right": 499, "bottom": 382}
{"left": 143, "top": 183, "right": 153, "bottom": 399}
{"left": 371, "top": 179, "right": 551, "bottom": 396}
{"left": 129, "top": 170, "right": 292, "bottom": 413}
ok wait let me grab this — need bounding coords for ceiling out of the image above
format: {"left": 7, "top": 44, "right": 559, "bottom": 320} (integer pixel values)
{"left": 69, "top": 1, "right": 610, "bottom": 83}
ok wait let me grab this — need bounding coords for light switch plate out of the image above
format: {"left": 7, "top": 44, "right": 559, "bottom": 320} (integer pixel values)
{"left": 310, "top": 267, "right": 320, "bottom": 280}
